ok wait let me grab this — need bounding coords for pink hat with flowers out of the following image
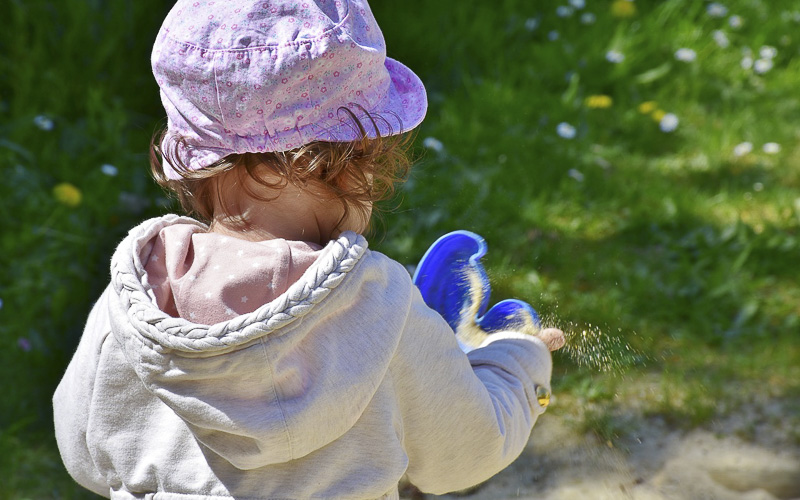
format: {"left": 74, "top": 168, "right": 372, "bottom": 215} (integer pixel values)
{"left": 152, "top": 0, "right": 427, "bottom": 179}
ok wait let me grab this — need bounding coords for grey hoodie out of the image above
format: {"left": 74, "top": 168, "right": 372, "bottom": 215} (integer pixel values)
{"left": 54, "top": 215, "right": 553, "bottom": 499}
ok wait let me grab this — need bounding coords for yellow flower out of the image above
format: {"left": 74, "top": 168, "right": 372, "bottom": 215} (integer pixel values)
{"left": 53, "top": 182, "right": 82, "bottom": 207}
{"left": 651, "top": 109, "right": 667, "bottom": 122}
{"left": 611, "top": 0, "right": 637, "bottom": 18}
{"left": 585, "top": 95, "right": 613, "bottom": 108}
{"left": 638, "top": 101, "right": 658, "bottom": 114}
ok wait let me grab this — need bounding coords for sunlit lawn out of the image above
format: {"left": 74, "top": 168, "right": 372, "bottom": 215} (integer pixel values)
{"left": 1, "top": 0, "right": 798, "bottom": 496}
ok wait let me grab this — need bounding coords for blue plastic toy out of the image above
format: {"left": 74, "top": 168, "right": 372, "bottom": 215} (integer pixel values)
{"left": 412, "top": 231, "right": 540, "bottom": 352}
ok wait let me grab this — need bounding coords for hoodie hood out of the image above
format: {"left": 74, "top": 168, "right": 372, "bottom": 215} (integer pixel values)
{"left": 141, "top": 220, "right": 323, "bottom": 325}
{"left": 107, "top": 215, "right": 400, "bottom": 470}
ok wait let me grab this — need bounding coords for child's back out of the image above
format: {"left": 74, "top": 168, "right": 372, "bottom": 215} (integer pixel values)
{"left": 53, "top": 1, "right": 561, "bottom": 498}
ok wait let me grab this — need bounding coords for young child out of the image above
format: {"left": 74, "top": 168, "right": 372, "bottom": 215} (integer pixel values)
{"left": 53, "top": 1, "right": 564, "bottom": 498}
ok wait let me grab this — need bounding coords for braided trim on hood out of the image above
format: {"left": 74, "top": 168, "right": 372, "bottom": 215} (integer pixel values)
{"left": 110, "top": 215, "right": 368, "bottom": 353}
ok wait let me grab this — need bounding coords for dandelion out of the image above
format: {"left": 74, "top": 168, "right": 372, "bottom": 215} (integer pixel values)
{"left": 33, "top": 115, "right": 54, "bottom": 131}
{"left": 674, "top": 48, "right": 697, "bottom": 62}
{"left": 651, "top": 109, "right": 667, "bottom": 122}
{"left": 638, "top": 101, "right": 658, "bottom": 114}
{"left": 548, "top": 30, "right": 560, "bottom": 41}
{"left": 568, "top": 169, "right": 585, "bottom": 182}
{"left": 606, "top": 50, "right": 625, "bottom": 63}
{"left": 557, "top": 122, "right": 576, "bottom": 139}
{"left": 759, "top": 46, "right": 777, "bottom": 59}
{"left": 611, "top": 0, "right": 636, "bottom": 18}
{"left": 423, "top": 137, "right": 444, "bottom": 153}
{"left": 659, "top": 113, "right": 679, "bottom": 132}
{"left": 581, "top": 12, "right": 596, "bottom": 24}
{"left": 101, "top": 163, "right": 118, "bottom": 176}
{"left": 585, "top": 95, "right": 613, "bottom": 108}
{"left": 569, "top": 0, "right": 585, "bottom": 9}
{"left": 712, "top": 30, "right": 730, "bottom": 48}
{"left": 556, "top": 6, "right": 573, "bottom": 17}
{"left": 524, "top": 18, "right": 539, "bottom": 31}
{"left": 754, "top": 58, "right": 774, "bottom": 74}
{"left": 741, "top": 56, "right": 753, "bottom": 70}
{"left": 729, "top": 15, "right": 743, "bottom": 29}
{"left": 707, "top": 3, "right": 728, "bottom": 17}
{"left": 53, "top": 182, "right": 83, "bottom": 207}
{"left": 763, "top": 142, "right": 781, "bottom": 154}
{"left": 733, "top": 141, "right": 753, "bottom": 156}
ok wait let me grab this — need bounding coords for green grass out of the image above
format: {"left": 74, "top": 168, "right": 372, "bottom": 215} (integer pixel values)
{"left": 2, "top": 0, "right": 799, "bottom": 496}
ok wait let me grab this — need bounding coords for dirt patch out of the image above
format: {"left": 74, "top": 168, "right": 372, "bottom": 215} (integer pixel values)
{"left": 410, "top": 400, "right": 800, "bottom": 500}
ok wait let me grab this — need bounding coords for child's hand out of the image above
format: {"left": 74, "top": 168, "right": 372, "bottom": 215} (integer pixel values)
{"left": 537, "top": 328, "right": 565, "bottom": 352}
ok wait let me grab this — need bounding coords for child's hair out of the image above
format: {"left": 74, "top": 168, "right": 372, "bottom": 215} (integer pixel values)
{"left": 150, "top": 109, "right": 414, "bottom": 234}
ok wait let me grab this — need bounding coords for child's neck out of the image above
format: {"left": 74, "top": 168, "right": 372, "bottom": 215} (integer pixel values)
{"left": 209, "top": 177, "right": 351, "bottom": 245}
{"left": 210, "top": 214, "right": 326, "bottom": 244}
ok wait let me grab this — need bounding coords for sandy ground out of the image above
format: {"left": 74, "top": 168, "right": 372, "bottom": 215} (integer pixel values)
{"left": 405, "top": 398, "right": 800, "bottom": 500}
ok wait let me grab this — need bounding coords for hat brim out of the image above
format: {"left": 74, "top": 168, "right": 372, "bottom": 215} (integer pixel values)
{"left": 376, "top": 57, "right": 428, "bottom": 136}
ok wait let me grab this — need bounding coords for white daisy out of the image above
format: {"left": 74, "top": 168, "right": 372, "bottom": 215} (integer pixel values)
{"left": 759, "top": 46, "right": 777, "bottom": 59}
{"left": 422, "top": 137, "right": 444, "bottom": 153}
{"left": 557, "top": 122, "right": 576, "bottom": 139}
{"left": 754, "top": 58, "right": 774, "bottom": 74}
{"left": 707, "top": 3, "right": 728, "bottom": 18}
{"left": 728, "top": 15, "right": 743, "bottom": 29}
{"left": 568, "top": 169, "right": 585, "bottom": 182}
{"left": 733, "top": 142, "right": 753, "bottom": 157}
{"left": 101, "top": 164, "right": 118, "bottom": 176}
{"left": 763, "top": 142, "right": 781, "bottom": 154}
{"left": 33, "top": 115, "right": 54, "bottom": 131}
{"left": 712, "top": 30, "right": 729, "bottom": 49}
{"left": 659, "top": 113, "right": 679, "bottom": 133}
{"left": 556, "top": 6, "right": 573, "bottom": 17}
{"left": 675, "top": 48, "right": 697, "bottom": 62}
{"left": 606, "top": 50, "right": 625, "bottom": 63}
{"left": 569, "top": 0, "right": 585, "bottom": 9}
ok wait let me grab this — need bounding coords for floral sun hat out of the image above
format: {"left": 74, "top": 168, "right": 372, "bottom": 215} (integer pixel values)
{"left": 152, "top": 0, "right": 428, "bottom": 179}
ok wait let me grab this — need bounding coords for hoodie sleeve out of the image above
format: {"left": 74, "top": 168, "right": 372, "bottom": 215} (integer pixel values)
{"left": 53, "top": 287, "right": 113, "bottom": 498}
{"left": 391, "top": 286, "right": 552, "bottom": 495}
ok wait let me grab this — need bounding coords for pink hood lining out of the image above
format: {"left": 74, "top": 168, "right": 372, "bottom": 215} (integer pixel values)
{"left": 142, "top": 222, "right": 323, "bottom": 326}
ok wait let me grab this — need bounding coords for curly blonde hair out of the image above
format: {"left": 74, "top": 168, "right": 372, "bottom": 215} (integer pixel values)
{"left": 150, "top": 110, "right": 414, "bottom": 235}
